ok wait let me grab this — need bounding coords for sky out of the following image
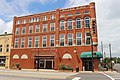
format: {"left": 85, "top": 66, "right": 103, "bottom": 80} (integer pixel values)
{"left": 0, "top": 0, "right": 120, "bottom": 57}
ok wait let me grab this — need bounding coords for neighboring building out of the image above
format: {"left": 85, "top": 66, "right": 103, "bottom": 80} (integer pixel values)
{"left": 0, "top": 32, "right": 12, "bottom": 68}
{"left": 10, "top": 2, "right": 102, "bottom": 71}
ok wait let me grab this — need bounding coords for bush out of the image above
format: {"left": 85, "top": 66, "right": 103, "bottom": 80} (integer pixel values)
{"left": 59, "top": 63, "right": 73, "bottom": 70}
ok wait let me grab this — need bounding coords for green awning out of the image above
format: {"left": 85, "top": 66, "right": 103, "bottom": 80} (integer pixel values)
{"left": 80, "top": 52, "right": 102, "bottom": 58}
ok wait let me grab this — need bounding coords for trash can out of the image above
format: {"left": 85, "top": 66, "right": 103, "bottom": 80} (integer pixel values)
{"left": 76, "top": 66, "right": 79, "bottom": 72}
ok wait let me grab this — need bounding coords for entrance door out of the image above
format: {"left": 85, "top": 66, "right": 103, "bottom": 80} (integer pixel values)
{"left": 46, "top": 61, "right": 52, "bottom": 69}
{"left": 39, "top": 60, "right": 44, "bottom": 69}
{"left": 84, "top": 60, "right": 92, "bottom": 71}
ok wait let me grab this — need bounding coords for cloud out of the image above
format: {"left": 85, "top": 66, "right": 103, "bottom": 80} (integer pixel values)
{"left": 64, "top": 0, "right": 120, "bottom": 57}
{"left": 0, "top": 19, "right": 13, "bottom": 34}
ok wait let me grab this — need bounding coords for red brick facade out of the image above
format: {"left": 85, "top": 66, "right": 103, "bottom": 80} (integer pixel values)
{"left": 10, "top": 2, "right": 100, "bottom": 71}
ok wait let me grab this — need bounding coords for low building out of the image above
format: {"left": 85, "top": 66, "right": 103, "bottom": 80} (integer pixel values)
{"left": 10, "top": 2, "right": 102, "bottom": 71}
{"left": 0, "top": 32, "right": 12, "bottom": 68}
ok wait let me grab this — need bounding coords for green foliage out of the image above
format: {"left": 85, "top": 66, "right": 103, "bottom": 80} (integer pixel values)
{"left": 59, "top": 63, "right": 73, "bottom": 70}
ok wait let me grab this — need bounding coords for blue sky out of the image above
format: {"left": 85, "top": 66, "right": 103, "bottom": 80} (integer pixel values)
{"left": 0, "top": 0, "right": 120, "bottom": 57}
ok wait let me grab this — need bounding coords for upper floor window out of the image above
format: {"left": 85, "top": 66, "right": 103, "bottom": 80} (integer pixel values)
{"left": 36, "top": 17, "right": 40, "bottom": 22}
{"left": 76, "top": 18, "right": 81, "bottom": 28}
{"left": 76, "top": 33, "right": 82, "bottom": 45}
{"left": 14, "top": 38, "right": 19, "bottom": 48}
{"left": 84, "top": 10, "right": 90, "bottom": 14}
{"left": 76, "top": 12, "right": 80, "bottom": 15}
{"left": 60, "top": 20, "right": 64, "bottom": 30}
{"left": 15, "top": 28, "right": 20, "bottom": 35}
{"left": 29, "top": 26, "right": 33, "bottom": 33}
{"left": 50, "top": 35, "right": 54, "bottom": 46}
{"left": 16, "top": 20, "right": 20, "bottom": 24}
{"left": 85, "top": 33, "right": 91, "bottom": 45}
{"left": 35, "top": 24, "right": 40, "bottom": 33}
{"left": 50, "top": 23, "right": 55, "bottom": 31}
{"left": 22, "top": 19, "right": 26, "bottom": 24}
{"left": 60, "top": 14, "right": 65, "bottom": 18}
{"left": 59, "top": 34, "right": 64, "bottom": 46}
{"left": 29, "top": 18, "right": 34, "bottom": 23}
{"left": 21, "top": 37, "right": 25, "bottom": 48}
{"left": 67, "top": 19, "right": 72, "bottom": 30}
{"left": 28, "top": 37, "right": 32, "bottom": 48}
{"left": 6, "top": 44, "right": 9, "bottom": 52}
{"left": 84, "top": 17, "right": 90, "bottom": 28}
{"left": 42, "top": 36, "right": 47, "bottom": 47}
{"left": 68, "top": 33, "right": 73, "bottom": 46}
{"left": 50, "top": 15, "right": 55, "bottom": 20}
{"left": 42, "top": 24, "right": 47, "bottom": 32}
{"left": 22, "top": 27, "right": 26, "bottom": 34}
{"left": 35, "top": 36, "right": 39, "bottom": 47}
{"left": 68, "top": 13, "right": 73, "bottom": 16}
{"left": 0, "top": 45, "right": 2, "bottom": 52}
{"left": 43, "top": 16, "right": 47, "bottom": 21}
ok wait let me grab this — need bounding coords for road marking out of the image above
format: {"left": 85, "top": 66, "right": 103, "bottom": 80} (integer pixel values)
{"left": 102, "top": 73, "right": 115, "bottom": 80}
{"left": 72, "top": 77, "right": 81, "bottom": 80}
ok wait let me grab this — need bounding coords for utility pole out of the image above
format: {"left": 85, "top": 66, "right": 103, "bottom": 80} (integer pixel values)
{"left": 101, "top": 41, "right": 104, "bottom": 61}
{"left": 109, "top": 44, "right": 112, "bottom": 71}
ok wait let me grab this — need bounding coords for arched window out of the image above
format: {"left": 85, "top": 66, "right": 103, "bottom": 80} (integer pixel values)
{"left": 84, "top": 10, "right": 90, "bottom": 14}
{"left": 68, "top": 13, "right": 73, "bottom": 16}
{"left": 76, "top": 18, "right": 81, "bottom": 28}
{"left": 21, "top": 54, "right": 28, "bottom": 59}
{"left": 67, "top": 19, "right": 72, "bottom": 30}
{"left": 60, "top": 14, "right": 65, "bottom": 18}
{"left": 76, "top": 12, "right": 80, "bottom": 15}
{"left": 13, "top": 54, "right": 19, "bottom": 59}
{"left": 62, "top": 53, "right": 72, "bottom": 59}
{"left": 84, "top": 17, "right": 90, "bottom": 28}
{"left": 60, "top": 20, "right": 64, "bottom": 30}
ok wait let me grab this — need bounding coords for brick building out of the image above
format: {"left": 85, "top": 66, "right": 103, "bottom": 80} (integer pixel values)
{"left": 10, "top": 2, "right": 102, "bottom": 71}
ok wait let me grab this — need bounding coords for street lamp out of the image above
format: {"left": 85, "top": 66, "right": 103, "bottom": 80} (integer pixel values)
{"left": 109, "top": 43, "right": 112, "bottom": 71}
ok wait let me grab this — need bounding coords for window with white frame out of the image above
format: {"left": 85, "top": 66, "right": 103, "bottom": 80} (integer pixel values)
{"left": 42, "top": 24, "right": 47, "bottom": 32}
{"left": 60, "top": 14, "right": 65, "bottom": 18}
{"left": 22, "top": 27, "right": 26, "bottom": 34}
{"left": 85, "top": 33, "right": 91, "bottom": 45}
{"left": 67, "top": 19, "right": 72, "bottom": 30}
{"left": 35, "top": 24, "right": 40, "bottom": 33}
{"left": 35, "top": 36, "right": 39, "bottom": 47}
{"left": 76, "top": 33, "right": 82, "bottom": 45}
{"left": 30, "top": 18, "right": 34, "bottom": 23}
{"left": 21, "top": 37, "right": 25, "bottom": 48}
{"left": 43, "top": 16, "right": 47, "bottom": 21}
{"left": 76, "top": 12, "right": 80, "bottom": 15}
{"left": 50, "top": 35, "right": 54, "bottom": 46}
{"left": 6, "top": 44, "right": 9, "bottom": 52}
{"left": 84, "top": 10, "right": 90, "bottom": 14}
{"left": 37, "top": 17, "right": 40, "bottom": 22}
{"left": 22, "top": 19, "right": 26, "bottom": 24}
{"left": 15, "top": 28, "right": 20, "bottom": 35}
{"left": 42, "top": 36, "right": 47, "bottom": 47}
{"left": 28, "top": 37, "right": 32, "bottom": 48}
{"left": 51, "top": 15, "right": 55, "bottom": 20}
{"left": 68, "top": 33, "right": 73, "bottom": 46}
{"left": 0, "top": 45, "right": 2, "bottom": 52}
{"left": 14, "top": 38, "right": 19, "bottom": 48}
{"left": 76, "top": 18, "right": 81, "bottom": 28}
{"left": 59, "top": 34, "right": 64, "bottom": 46}
{"left": 68, "top": 13, "right": 73, "bottom": 16}
{"left": 16, "top": 20, "right": 20, "bottom": 24}
{"left": 84, "top": 17, "right": 90, "bottom": 28}
{"left": 60, "top": 20, "right": 64, "bottom": 30}
{"left": 29, "top": 26, "right": 33, "bottom": 33}
{"left": 50, "top": 23, "right": 55, "bottom": 31}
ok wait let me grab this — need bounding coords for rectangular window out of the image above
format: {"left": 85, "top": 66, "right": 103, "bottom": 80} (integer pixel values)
{"left": 43, "top": 16, "right": 47, "bottom": 21}
{"left": 21, "top": 37, "right": 25, "bottom": 48}
{"left": 42, "top": 24, "right": 47, "bottom": 32}
{"left": 22, "top": 27, "right": 26, "bottom": 34}
{"left": 29, "top": 18, "right": 34, "bottom": 23}
{"left": 28, "top": 37, "right": 32, "bottom": 48}
{"left": 35, "top": 36, "right": 39, "bottom": 47}
{"left": 50, "top": 15, "right": 55, "bottom": 20}
{"left": 14, "top": 38, "right": 19, "bottom": 48}
{"left": 85, "top": 33, "right": 91, "bottom": 45}
{"left": 68, "top": 33, "right": 73, "bottom": 46}
{"left": 6, "top": 44, "right": 9, "bottom": 52}
{"left": 35, "top": 24, "right": 40, "bottom": 33}
{"left": 42, "top": 36, "right": 47, "bottom": 47}
{"left": 50, "top": 23, "right": 55, "bottom": 31}
{"left": 50, "top": 35, "right": 54, "bottom": 46}
{"left": 29, "top": 26, "right": 33, "bottom": 33}
{"left": 76, "top": 33, "right": 82, "bottom": 45}
{"left": 59, "top": 34, "right": 64, "bottom": 46}
{"left": 68, "top": 19, "right": 72, "bottom": 30}
{"left": 16, "top": 20, "right": 20, "bottom": 24}
{"left": 22, "top": 19, "right": 26, "bottom": 24}
{"left": 37, "top": 17, "right": 40, "bottom": 22}
{"left": 0, "top": 45, "right": 2, "bottom": 52}
{"left": 15, "top": 28, "right": 20, "bottom": 35}
{"left": 60, "top": 20, "right": 64, "bottom": 30}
